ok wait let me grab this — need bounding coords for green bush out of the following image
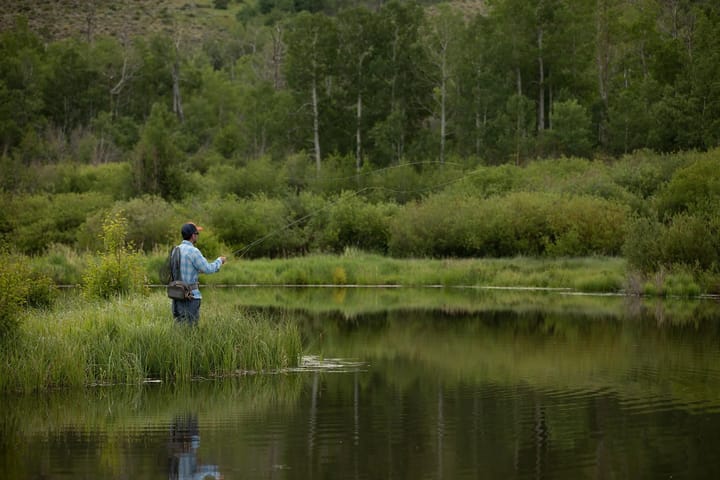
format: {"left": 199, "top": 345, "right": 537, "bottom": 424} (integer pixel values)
{"left": 0, "top": 251, "right": 31, "bottom": 340}
{"left": 610, "top": 150, "right": 680, "bottom": 200}
{"left": 82, "top": 213, "right": 146, "bottom": 299}
{"left": 208, "top": 194, "right": 299, "bottom": 258}
{"left": 388, "top": 191, "right": 628, "bottom": 258}
{"left": 656, "top": 153, "right": 720, "bottom": 219}
{"left": 0, "top": 247, "right": 57, "bottom": 340}
{"left": 388, "top": 193, "right": 486, "bottom": 257}
{"left": 207, "top": 157, "right": 290, "bottom": 198}
{"left": 546, "top": 195, "right": 629, "bottom": 256}
{"left": 78, "top": 195, "right": 179, "bottom": 252}
{"left": 30, "top": 243, "right": 87, "bottom": 285}
{"left": 660, "top": 213, "right": 719, "bottom": 270}
{"left": 9, "top": 192, "right": 114, "bottom": 254}
{"left": 307, "top": 154, "right": 358, "bottom": 196}
{"left": 318, "top": 192, "right": 397, "bottom": 253}
{"left": 624, "top": 212, "right": 720, "bottom": 274}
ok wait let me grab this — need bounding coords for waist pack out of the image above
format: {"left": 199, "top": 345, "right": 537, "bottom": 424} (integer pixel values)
{"left": 167, "top": 280, "right": 198, "bottom": 300}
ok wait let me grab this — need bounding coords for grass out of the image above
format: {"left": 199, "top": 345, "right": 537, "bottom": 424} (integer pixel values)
{"left": 0, "top": 291, "right": 302, "bottom": 393}
{"left": 153, "top": 252, "right": 629, "bottom": 290}
{"left": 32, "top": 249, "right": 719, "bottom": 297}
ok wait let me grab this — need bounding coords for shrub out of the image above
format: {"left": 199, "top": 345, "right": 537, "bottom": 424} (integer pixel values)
{"left": 78, "top": 195, "right": 179, "bottom": 252}
{"left": 388, "top": 191, "right": 628, "bottom": 258}
{"left": 31, "top": 243, "right": 86, "bottom": 285}
{"left": 0, "top": 246, "right": 57, "bottom": 340}
{"left": 9, "top": 192, "right": 114, "bottom": 254}
{"left": 624, "top": 212, "right": 720, "bottom": 274}
{"left": 388, "top": 193, "right": 486, "bottom": 257}
{"left": 208, "top": 194, "right": 299, "bottom": 258}
{"left": 319, "top": 192, "right": 397, "bottom": 253}
{"left": 82, "top": 213, "right": 146, "bottom": 299}
{"left": 660, "top": 213, "right": 718, "bottom": 270}
{"left": 0, "top": 250, "right": 31, "bottom": 340}
{"left": 656, "top": 153, "right": 720, "bottom": 219}
{"left": 546, "top": 195, "right": 629, "bottom": 256}
{"left": 207, "top": 157, "right": 290, "bottom": 198}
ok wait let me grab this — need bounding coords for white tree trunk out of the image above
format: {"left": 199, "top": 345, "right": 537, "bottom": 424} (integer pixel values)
{"left": 312, "top": 79, "right": 321, "bottom": 173}
{"left": 356, "top": 92, "right": 363, "bottom": 172}
{"left": 537, "top": 28, "right": 545, "bottom": 132}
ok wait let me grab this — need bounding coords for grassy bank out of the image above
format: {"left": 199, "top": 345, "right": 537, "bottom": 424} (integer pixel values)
{"left": 33, "top": 248, "right": 716, "bottom": 296}
{"left": 0, "top": 291, "right": 302, "bottom": 393}
{"left": 145, "top": 252, "right": 712, "bottom": 297}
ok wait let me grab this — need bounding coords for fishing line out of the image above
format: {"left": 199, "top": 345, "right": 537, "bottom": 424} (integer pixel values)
{"left": 232, "top": 163, "right": 484, "bottom": 258}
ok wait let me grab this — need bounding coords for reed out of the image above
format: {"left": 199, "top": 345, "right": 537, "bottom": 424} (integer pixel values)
{"left": 0, "top": 292, "right": 302, "bottom": 393}
{"left": 201, "top": 253, "right": 629, "bottom": 291}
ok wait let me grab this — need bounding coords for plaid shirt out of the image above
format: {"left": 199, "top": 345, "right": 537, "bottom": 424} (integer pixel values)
{"left": 177, "top": 240, "right": 223, "bottom": 299}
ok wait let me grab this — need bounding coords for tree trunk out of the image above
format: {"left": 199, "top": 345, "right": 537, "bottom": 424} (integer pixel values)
{"left": 516, "top": 67, "right": 523, "bottom": 166}
{"left": 537, "top": 28, "right": 545, "bottom": 132}
{"left": 440, "top": 51, "right": 447, "bottom": 164}
{"left": 172, "top": 61, "right": 184, "bottom": 123}
{"left": 312, "top": 78, "right": 321, "bottom": 173}
{"left": 595, "top": 0, "right": 611, "bottom": 147}
{"left": 356, "top": 92, "right": 362, "bottom": 172}
{"left": 271, "top": 24, "right": 284, "bottom": 90}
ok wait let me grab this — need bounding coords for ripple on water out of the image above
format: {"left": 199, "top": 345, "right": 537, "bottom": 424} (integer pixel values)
{"left": 288, "top": 355, "right": 368, "bottom": 373}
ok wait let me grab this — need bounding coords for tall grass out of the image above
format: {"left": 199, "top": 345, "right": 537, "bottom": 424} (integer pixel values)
{"left": 194, "top": 253, "right": 628, "bottom": 291}
{"left": 0, "top": 292, "right": 302, "bottom": 393}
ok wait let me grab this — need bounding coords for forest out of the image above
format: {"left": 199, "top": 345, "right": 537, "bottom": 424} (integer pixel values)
{"left": 1, "top": 0, "right": 719, "bottom": 269}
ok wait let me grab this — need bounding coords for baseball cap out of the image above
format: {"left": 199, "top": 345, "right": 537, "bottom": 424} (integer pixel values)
{"left": 181, "top": 222, "right": 204, "bottom": 239}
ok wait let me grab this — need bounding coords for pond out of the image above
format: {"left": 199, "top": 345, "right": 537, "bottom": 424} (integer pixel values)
{"left": 3, "top": 287, "right": 720, "bottom": 479}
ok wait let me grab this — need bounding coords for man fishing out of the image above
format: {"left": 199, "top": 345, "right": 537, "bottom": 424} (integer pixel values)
{"left": 170, "top": 222, "right": 227, "bottom": 325}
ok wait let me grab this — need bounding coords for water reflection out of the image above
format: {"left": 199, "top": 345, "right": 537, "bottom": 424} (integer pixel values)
{"left": 3, "top": 290, "right": 720, "bottom": 479}
{"left": 168, "top": 413, "right": 222, "bottom": 480}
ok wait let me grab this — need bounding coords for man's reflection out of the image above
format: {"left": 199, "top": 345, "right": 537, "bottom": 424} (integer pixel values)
{"left": 168, "top": 413, "right": 223, "bottom": 480}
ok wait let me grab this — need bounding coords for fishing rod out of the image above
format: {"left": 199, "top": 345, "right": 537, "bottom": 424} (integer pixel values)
{"left": 231, "top": 161, "right": 483, "bottom": 258}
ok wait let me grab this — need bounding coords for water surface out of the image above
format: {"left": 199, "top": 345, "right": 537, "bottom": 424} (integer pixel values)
{"left": 3, "top": 288, "right": 720, "bottom": 479}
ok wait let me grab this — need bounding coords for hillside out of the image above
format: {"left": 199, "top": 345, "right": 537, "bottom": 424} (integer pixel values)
{"left": 0, "top": 0, "right": 484, "bottom": 43}
{"left": 0, "top": 0, "right": 241, "bottom": 42}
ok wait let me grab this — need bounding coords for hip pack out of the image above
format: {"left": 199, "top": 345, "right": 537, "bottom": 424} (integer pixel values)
{"left": 167, "top": 280, "right": 198, "bottom": 300}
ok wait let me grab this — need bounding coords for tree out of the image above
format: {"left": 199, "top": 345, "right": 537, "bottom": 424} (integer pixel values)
{"left": 548, "top": 98, "right": 592, "bottom": 157}
{"left": 285, "top": 12, "right": 338, "bottom": 172}
{"left": 420, "top": 4, "right": 463, "bottom": 164}
{"left": 43, "top": 40, "right": 103, "bottom": 136}
{"left": 131, "top": 103, "right": 184, "bottom": 200}
{"left": 337, "top": 7, "right": 384, "bottom": 172}
{"left": 374, "top": 1, "right": 428, "bottom": 164}
{"left": 0, "top": 17, "right": 46, "bottom": 156}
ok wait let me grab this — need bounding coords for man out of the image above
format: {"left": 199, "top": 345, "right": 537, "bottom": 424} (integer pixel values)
{"left": 171, "top": 222, "right": 226, "bottom": 325}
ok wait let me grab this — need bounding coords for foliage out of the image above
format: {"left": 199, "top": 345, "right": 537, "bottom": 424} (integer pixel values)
{"left": 388, "top": 191, "right": 628, "bottom": 258}
{"left": 82, "top": 213, "right": 146, "bottom": 299}
{"left": 77, "top": 195, "right": 178, "bottom": 252}
{"left": 207, "top": 194, "right": 299, "bottom": 258}
{"left": 7, "top": 192, "right": 113, "bottom": 254}
{"left": 546, "top": 99, "right": 592, "bottom": 158}
{"left": 131, "top": 103, "right": 185, "bottom": 201}
{"left": 656, "top": 152, "right": 720, "bottom": 219}
{"left": 30, "top": 243, "right": 86, "bottom": 285}
{"left": 624, "top": 212, "right": 720, "bottom": 274}
{"left": 317, "top": 192, "right": 398, "bottom": 253}
{"left": 1, "top": 2, "right": 720, "bottom": 169}
{"left": 0, "top": 246, "right": 56, "bottom": 341}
